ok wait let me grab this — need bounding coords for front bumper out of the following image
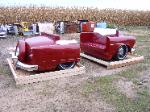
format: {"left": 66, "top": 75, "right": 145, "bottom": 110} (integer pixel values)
{"left": 12, "top": 54, "right": 38, "bottom": 72}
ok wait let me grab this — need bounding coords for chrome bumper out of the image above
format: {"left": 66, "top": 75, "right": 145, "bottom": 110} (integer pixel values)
{"left": 11, "top": 54, "right": 38, "bottom": 71}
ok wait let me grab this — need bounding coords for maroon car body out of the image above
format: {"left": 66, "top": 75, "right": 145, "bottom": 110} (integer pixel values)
{"left": 80, "top": 29, "right": 136, "bottom": 61}
{"left": 14, "top": 33, "right": 80, "bottom": 72}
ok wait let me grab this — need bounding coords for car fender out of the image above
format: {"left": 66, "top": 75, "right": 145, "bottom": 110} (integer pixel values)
{"left": 18, "top": 40, "right": 26, "bottom": 61}
{"left": 109, "top": 43, "right": 126, "bottom": 56}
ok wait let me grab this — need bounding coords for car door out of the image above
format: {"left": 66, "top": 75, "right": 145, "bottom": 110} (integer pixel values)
{"left": 89, "top": 34, "right": 106, "bottom": 55}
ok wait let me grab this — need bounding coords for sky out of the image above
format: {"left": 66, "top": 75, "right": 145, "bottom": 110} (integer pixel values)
{"left": 0, "top": 0, "right": 150, "bottom": 11}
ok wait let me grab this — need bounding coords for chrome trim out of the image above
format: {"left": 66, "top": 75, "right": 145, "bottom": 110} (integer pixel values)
{"left": 16, "top": 61, "right": 38, "bottom": 71}
{"left": 110, "top": 44, "right": 114, "bottom": 46}
{"left": 11, "top": 52, "right": 38, "bottom": 71}
{"left": 11, "top": 52, "right": 18, "bottom": 64}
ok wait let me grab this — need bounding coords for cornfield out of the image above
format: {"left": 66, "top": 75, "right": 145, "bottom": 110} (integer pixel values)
{"left": 0, "top": 6, "right": 150, "bottom": 26}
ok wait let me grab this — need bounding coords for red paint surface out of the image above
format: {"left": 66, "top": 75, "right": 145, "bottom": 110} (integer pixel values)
{"left": 81, "top": 21, "right": 96, "bottom": 32}
{"left": 17, "top": 34, "right": 80, "bottom": 71}
{"left": 80, "top": 32, "right": 136, "bottom": 60}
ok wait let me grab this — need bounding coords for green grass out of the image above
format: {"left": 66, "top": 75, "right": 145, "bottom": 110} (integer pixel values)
{"left": 82, "top": 27, "right": 150, "bottom": 112}
{"left": 0, "top": 65, "right": 11, "bottom": 75}
{"left": 83, "top": 70, "right": 150, "bottom": 112}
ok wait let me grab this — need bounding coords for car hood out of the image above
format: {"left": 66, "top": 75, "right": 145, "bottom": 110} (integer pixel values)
{"left": 108, "top": 35, "right": 136, "bottom": 42}
{"left": 25, "top": 36, "right": 55, "bottom": 47}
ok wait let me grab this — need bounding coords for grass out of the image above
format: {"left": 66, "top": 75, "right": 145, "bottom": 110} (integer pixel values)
{"left": 0, "top": 64, "right": 11, "bottom": 75}
{"left": 82, "top": 27, "right": 150, "bottom": 112}
{"left": 83, "top": 70, "right": 150, "bottom": 112}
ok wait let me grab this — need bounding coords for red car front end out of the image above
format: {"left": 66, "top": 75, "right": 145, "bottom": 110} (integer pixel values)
{"left": 80, "top": 28, "right": 136, "bottom": 61}
{"left": 13, "top": 34, "right": 80, "bottom": 72}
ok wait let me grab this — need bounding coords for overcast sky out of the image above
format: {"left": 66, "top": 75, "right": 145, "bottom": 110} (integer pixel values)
{"left": 0, "top": 0, "right": 150, "bottom": 10}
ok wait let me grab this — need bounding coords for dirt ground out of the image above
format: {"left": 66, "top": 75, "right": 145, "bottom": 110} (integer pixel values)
{"left": 0, "top": 28, "right": 149, "bottom": 112}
